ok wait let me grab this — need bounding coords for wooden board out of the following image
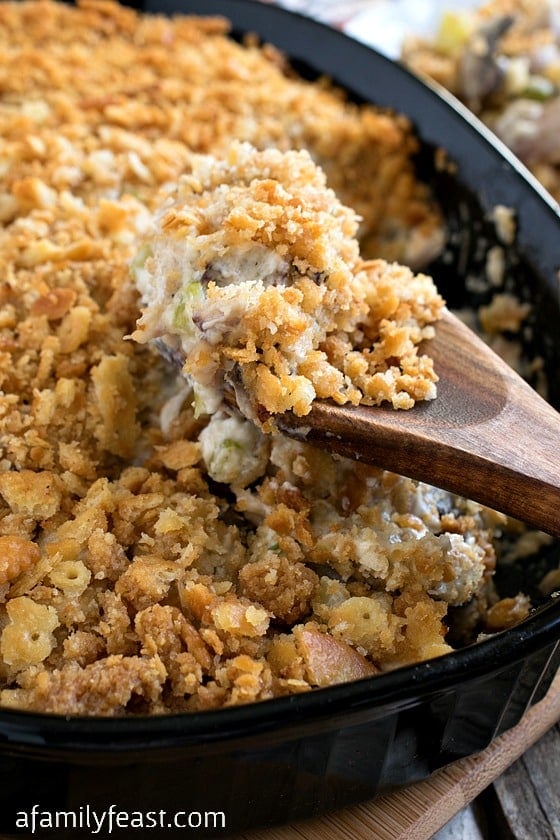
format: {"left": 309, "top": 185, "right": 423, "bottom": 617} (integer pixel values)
{"left": 492, "top": 721, "right": 560, "bottom": 839}
{"left": 236, "top": 671, "right": 560, "bottom": 840}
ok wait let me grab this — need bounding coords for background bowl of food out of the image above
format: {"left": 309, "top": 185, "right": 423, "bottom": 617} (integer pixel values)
{"left": 0, "top": 0, "right": 559, "bottom": 837}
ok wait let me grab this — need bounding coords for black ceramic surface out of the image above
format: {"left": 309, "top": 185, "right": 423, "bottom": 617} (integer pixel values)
{"left": 2, "top": 2, "right": 560, "bottom": 838}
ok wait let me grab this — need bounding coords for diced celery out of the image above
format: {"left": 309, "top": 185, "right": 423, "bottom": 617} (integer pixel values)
{"left": 193, "top": 387, "right": 205, "bottom": 418}
{"left": 184, "top": 280, "right": 204, "bottom": 302}
{"left": 130, "top": 243, "right": 153, "bottom": 278}
{"left": 172, "top": 281, "right": 204, "bottom": 333}
{"left": 436, "top": 11, "right": 471, "bottom": 57}
{"left": 172, "top": 301, "right": 190, "bottom": 331}
{"left": 192, "top": 382, "right": 221, "bottom": 418}
{"left": 205, "top": 437, "right": 246, "bottom": 480}
{"left": 221, "top": 438, "right": 243, "bottom": 451}
{"left": 521, "top": 76, "right": 556, "bottom": 101}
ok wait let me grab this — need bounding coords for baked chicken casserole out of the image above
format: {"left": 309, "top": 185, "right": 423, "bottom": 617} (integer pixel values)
{"left": 0, "top": 0, "right": 534, "bottom": 716}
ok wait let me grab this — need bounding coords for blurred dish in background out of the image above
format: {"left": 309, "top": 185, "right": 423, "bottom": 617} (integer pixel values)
{"left": 401, "top": 0, "right": 560, "bottom": 205}
{"left": 264, "top": 0, "right": 560, "bottom": 205}
{"left": 260, "top": 0, "right": 482, "bottom": 57}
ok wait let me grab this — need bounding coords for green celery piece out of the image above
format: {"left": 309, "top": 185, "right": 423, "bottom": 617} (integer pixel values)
{"left": 172, "top": 281, "right": 204, "bottom": 333}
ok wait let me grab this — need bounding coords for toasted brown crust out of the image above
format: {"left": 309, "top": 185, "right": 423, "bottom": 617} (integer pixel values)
{"left": 0, "top": 0, "right": 516, "bottom": 716}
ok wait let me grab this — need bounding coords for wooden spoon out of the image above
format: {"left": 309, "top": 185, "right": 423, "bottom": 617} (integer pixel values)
{"left": 275, "top": 309, "right": 560, "bottom": 538}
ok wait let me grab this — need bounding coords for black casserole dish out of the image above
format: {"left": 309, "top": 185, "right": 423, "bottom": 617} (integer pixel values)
{"left": 1, "top": 1, "right": 560, "bottom": 837}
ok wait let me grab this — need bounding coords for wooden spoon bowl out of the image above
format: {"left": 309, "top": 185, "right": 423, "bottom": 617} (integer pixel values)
{"left": 276, "top": 309, "right": 560, "bottom": 537}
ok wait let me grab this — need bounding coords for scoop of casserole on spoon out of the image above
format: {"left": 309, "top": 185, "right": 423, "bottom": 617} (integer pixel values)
{"left": 132, "top": 142, "right": 560, "bottom": 538}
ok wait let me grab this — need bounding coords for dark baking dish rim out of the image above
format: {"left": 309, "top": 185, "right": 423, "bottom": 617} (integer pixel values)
{"left": 0, "top": 598, "right": 558, "bottom": 752}
{"left": 0, "top": 0, "right": 559, "bottom": 753}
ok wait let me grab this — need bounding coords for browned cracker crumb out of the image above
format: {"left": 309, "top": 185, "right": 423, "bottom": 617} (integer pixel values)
{"left": 132, "top": 142, "right": 444, "bottom": 421}
{"left": 0, "top": 0, "right": 518, "bottom": 716}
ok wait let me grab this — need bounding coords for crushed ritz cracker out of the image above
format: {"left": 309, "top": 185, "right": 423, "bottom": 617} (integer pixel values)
{"left": 0, "top": 0, "right": 528, "bottom": 716}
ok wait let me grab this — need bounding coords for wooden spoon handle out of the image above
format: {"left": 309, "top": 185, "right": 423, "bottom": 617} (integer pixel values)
{"left": 278, "top": 311, "right": 560, "bottom": 538}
